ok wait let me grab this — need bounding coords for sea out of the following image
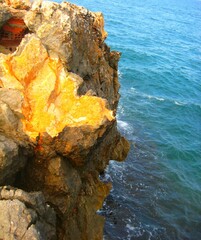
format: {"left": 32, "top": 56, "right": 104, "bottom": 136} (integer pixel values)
{"left": 55, "top": 0, "right": 201, "bottom": 239}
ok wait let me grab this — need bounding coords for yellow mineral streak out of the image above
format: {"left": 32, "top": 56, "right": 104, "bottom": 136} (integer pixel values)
{"left": 0, "top": 36, "right": 114, "bottom": 139}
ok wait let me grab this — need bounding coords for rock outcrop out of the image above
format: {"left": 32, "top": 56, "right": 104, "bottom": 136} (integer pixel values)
{"left": 0, "top": 186, "right": 56, "bottom": 239}
{"left": 0, "top": 0, "right": 130, "bottom": 239}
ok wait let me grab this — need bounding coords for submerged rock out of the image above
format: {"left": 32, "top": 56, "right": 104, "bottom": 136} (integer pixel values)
{"left": 0, "top": 0, "right": 130, "bottom": 239}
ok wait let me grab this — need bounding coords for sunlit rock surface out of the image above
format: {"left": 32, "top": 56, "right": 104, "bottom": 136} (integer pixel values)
{"left": 0, "top": 0, "right": 130, "bottom": 239}
{"left": 1, "top": 35, "right": 114, "bottom": 139}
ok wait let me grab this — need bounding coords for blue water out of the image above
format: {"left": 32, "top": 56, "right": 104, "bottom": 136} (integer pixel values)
{"left": 56, "top": 0, "right": 201, "bottom": 239}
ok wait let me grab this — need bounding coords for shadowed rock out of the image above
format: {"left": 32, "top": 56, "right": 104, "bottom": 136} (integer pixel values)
{"left": 0, "top": 186, "right": 56, "bottom": 240}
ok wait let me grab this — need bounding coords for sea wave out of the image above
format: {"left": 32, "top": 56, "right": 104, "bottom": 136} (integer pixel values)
{"left": 129, "top": 87, "right": 201, "bottom": 108}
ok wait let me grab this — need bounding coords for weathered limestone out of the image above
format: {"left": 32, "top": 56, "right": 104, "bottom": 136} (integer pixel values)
{"left": 24, "top": 0, "right": 121, "bottom": 110}
{"left": 0, "top": 88, "right": 33, "bottom": 185}
{"left": 0, "top": 186, "right": 56, "bottom": 240}
{"left": 0, "top": 0, "right": 130, "bottom": 239}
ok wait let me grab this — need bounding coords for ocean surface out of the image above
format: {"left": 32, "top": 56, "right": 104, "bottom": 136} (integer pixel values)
{"left": 56, "top": 0, "right": 201, "bottom": 239}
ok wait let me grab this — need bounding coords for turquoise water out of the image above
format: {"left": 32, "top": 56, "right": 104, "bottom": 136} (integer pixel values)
{"left": 57, "top": 0, "right": 201, "bottom": 239}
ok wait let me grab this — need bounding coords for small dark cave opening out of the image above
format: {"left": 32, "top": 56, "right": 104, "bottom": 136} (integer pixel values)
{"left": 0, "top": 17, "right": 31, "bottom": 54}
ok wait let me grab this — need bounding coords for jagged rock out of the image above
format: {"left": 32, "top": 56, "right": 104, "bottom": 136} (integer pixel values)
{"left": 0, "top": 5, "right": 11, "bottom": 27}
{"left": 0, "top": 0, "right": 130, "bottom": 239}
{"left": 0, "top": 88, "right": 33, "bottom": 185}
{"left": 0, "top": 186, "right": 56, "bottom": 240}
{"left": 0, "top": 135, "right": 22, "bottom": 184}
{"left": 24, "top": 0, "right": 120, "bottom": 110}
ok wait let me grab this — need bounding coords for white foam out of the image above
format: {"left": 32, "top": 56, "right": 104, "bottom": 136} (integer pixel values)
{"left": 130, "top": 88, "right": 165, "bottom": 102}
{"left": 130, "top": 87, "right": 136, "bottom": 92}
{"left": 174, "top": 101, "right": 184, "bottom": 106}
{"left": 118, "top": 70, "right": 123, "bottom": 78}
{"left": 117, "top": 120, "right": 133, "bottom": 136}
{"left": 146, "top": 95, "right": 165, "bottom": 101}
{"left": 126, "top": 224, "right": 135, "bottom": 231}
{"left": 118, "top": 120, "right": 129, "bottom": 129}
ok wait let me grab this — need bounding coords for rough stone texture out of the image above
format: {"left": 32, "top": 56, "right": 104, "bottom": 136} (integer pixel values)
{"left": 3, "top": 0, "right": 30, "bottom": 10}
{"left": 24, "top": 0, "right": 121, "bottom": 111}
{"left": 0, "top": 0, "right": 130, "bottom": 239}
{"left": 0, "top": 88, "right": 33, "bottom": 185}
{"left": 0, "top": 186, "right": 56, "bottom": 240}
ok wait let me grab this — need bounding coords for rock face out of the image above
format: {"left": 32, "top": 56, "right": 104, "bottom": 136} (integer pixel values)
{"left": 0, "top": 186, "right": 56, "bottom": 239}
{"left": 0, "top": 0, "right": 130, "bottom": 239}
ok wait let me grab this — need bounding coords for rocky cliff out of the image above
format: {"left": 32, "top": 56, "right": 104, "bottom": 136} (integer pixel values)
{"left": 0, "top": 0, "right": 130, "bottom": 239}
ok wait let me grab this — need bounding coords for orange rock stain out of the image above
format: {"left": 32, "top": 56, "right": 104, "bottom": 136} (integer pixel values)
{"left": 0, "top": 36, "right": 114, "bottom": 139}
